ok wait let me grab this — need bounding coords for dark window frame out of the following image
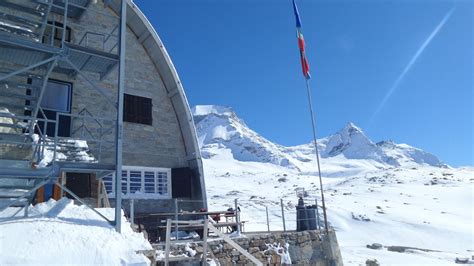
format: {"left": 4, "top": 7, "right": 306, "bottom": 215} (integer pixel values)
{"left": 42, "top": 21, "right": 72, "bottom": 46}
{"left": 26, "top": 78, "right": 73, "bottom": 137}
{"left": 40, "top": 79, "right": 73, "bottom": 113}
{"left": 123, "top": 94, "right": 153, "bottom": 126}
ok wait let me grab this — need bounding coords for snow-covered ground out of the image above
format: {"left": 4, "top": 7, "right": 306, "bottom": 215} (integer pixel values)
{"left": 0, "top": 198, "right": 151, "bottom": 265}
{"left": 194, "top": 105, "right": 474, "bottom": 265}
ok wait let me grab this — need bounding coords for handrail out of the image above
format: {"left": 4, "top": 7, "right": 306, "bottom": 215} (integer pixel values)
{"left": 1, "top": 109, "right": 117, "bottom": 166}
{"left": 78, "top": 31, "right": 119, "bottom": 53}
{"left": 103, "top": 24, "right": 119, "bottom": 43}
{"left": 38, "top": 0, "right": 119, "bottom": 20}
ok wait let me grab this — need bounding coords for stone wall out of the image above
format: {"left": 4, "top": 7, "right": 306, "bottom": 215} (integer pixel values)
{"left": 0, "top": 2, "right": 206, "bottom": 216}
{"left": 68, "top": 3, "right": 188, "bottom": 169}
{"left": 155, "top": 230, "right": 343, "bottom": 266}
{"left": 0, "top": 2, "right": 188, "bottom": 169}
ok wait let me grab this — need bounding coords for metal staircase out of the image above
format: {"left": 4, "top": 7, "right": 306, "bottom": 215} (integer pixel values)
{"left": 0, "top": 160, "right": 53, "bottom": 214}
{"left": 0, "top": 0, "right": 120, "bottom": 215}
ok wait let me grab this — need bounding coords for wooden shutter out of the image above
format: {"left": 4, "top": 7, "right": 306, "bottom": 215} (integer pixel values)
{"left": 123, "top": 94, "right": 152, "bottom": 125}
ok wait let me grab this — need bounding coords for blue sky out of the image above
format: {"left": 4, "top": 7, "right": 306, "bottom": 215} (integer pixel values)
{"left": 134, "top": 0, "right": 473, "bottom": 167}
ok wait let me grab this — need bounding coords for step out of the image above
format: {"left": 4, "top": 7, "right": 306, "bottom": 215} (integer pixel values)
{"left": 0, "top": 91, "right": 38, "bottom": 101}
{"left": 0, "top": 23, "right": 40, "bottom": 40}
{"left": 0, "top": 1, "right": 46, "bottom": 17}
{"left": 0, "top": 166, "right": 53, "bottom": 179}
{"left": 0, "top": 122, "right": 28, "bottom": 130}
{"left": 0, "top": 188, "right": 30, "bottom": 198}
{"left": 46, "top": 142, "right": 89, "bottom": 149}
{"left": 0, "top": 101, "right": 35, "bottom": 112}
{"left": 0, "top": 80, "right": 41, "bottom": 91}
{"left": 0, "top": 184, "right": 36, "bottom": 190}
{"left": 0, "top": 68, "right": 44, "bottom": 81}
{"left": 0, "top": 159, "right": 30, "bottom": 169}
{"left": 0, "top": 198, "right": 29, "bottom": 210}
{"left": 0, "top": 112, "right": 37, "bottom": 121}
{"left": 0, "top": 132, "right": 31, "bottom": 144}
{"left": 0, "top": 12, "right": 42, "bottom": 29}
{"left": 0, "top": 177, "right": 36, "bottom": 189}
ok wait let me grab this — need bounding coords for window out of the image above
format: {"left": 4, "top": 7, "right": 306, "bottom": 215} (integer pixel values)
{"left": 30, "top": 79, "right": 72, "bottom": 137}
{"left": 42, "top": 21, "right": 71, "bottom": 47}
{"left": 40, "top": 80, "right": 72, "bottom": 112}
{"left": 123, "top": 94, "right": 152, "bottom": 125}
{"left": 103, "top": 166, "right": 171, "bottom": 199}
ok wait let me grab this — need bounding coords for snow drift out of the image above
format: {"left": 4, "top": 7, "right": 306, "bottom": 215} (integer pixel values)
{"left": 0, "top": 198, "right": 151, "bottom": 265}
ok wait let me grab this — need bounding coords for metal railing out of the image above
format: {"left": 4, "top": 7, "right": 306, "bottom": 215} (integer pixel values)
{"left": 53, "top": 111, "right": 116, "bottom": 164}
{"left": 127, "top": 196, "right": 326, "bottom": 243}
{"left": 0, "top": 107, "right": 116, "bottom": 166}
{"left": 77, "top": 24, "right": 119, "bottom": 53}
{"left": 0, "top": 0, "right": 119, "bottom": 54}
{"left": 0, "top": 110, "right": 55, "bottom": 164}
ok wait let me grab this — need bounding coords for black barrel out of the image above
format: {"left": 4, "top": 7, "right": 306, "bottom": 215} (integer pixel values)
{"left": 306, "top": 205, "right": 317, "bottom": 230}
{"left": 296, "top": 197, "right": 308, "bottom": 231}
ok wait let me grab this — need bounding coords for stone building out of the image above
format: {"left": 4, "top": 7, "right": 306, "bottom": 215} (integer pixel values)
{"left": 0, "top": 0, "right": 206, "bottom": 218}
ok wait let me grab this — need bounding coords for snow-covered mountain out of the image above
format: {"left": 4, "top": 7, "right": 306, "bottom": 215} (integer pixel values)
{"left": 192, "top": 104, "right": 473, "bottom": 265}
{"left": 192, "top": 105, "right": 446, "bottom": 170}
{"left": 193, "top": 105, "right": 295, "bottom": 168}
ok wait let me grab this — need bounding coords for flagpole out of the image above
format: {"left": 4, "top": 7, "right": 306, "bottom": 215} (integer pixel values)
{"left": 304, "top": 78, "right": 329, "bottom": 234}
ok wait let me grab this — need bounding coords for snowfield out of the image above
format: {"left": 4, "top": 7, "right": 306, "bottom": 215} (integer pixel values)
{"left": 0, "top": 198, "right": 151, "bottom": 265}
{"left": 0, "top": 104, "right": 470, "bottom": 266}
{"left": 195, "top": 105, "right": 474, "bottom": 265}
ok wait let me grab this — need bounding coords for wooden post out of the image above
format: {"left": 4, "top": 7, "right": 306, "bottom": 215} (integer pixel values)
{"left": 130, "top": 199, "right": 134, "bottom": 227}
{"left": 165, "top": 218, "right": 171, "bottom": 266}
{"left": 60, "top": 172, "right": 66, "bottom": 198}
{"left": 97, "top": 177, "right": 102, "bottom": 207}
{"left": 174, "top": 199, "right": 179, "bottom": 236}
{"left": 202, "top": 219, "right": 209, "bottom": 265}
{"left": 265, "top": 206, "right": 270, "bottom": 232}
{"left": 280, "top": 199, "right": 286, "bottom": 232}
{"left": 234, "top": 198, "right": 241, "bottom": 234}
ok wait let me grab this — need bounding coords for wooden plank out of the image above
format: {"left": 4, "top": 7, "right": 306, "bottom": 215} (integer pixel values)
{"left": 202, "top": 219, "right": 208, "bottom": 264}
{"left": 207, "top": 220, "right": 263, "bottom": 266}
{"left": 97, "top": 177, "right": 102, "bottom": 208}
{"left": 136, "top": 210, "right": 234, "bottom": 218}
{"left": 156, "top": 222, "right": 240, "bottom": 229}
{"left": 164, "top": 219, "right": 171, "bottom": 266}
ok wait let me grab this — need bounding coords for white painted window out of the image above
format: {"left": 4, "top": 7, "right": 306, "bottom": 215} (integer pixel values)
{"left": 103, "top": 166, "right": 171, "bottom": 199}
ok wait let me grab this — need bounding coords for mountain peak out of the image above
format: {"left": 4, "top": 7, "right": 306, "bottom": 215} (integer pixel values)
{"left": 323, "top": 122, "right": 383, "bottom": 160}
{"left": 376, "top": 140, "right": 396, "bottom": 148}
{"left": 192, "top": 105, "right": 235, "bottom": 117}
{"left": 341, "top": 122, "right": 364, "bottom": 134}
{"left": 192, "top": 105, "right": 446, "bottom": 169}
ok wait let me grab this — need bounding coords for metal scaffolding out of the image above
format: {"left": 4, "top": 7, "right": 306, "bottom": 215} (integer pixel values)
{"left": 0, "top": 0, "right": 126, "bottom": 232}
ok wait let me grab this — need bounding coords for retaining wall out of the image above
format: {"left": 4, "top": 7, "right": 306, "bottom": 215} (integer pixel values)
{"left": 155, "top": 229, "right": 343, "bottom": 265}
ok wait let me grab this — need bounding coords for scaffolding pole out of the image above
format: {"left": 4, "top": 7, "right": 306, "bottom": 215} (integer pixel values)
{"left": 114, "top": 0, "right": 127, "bottom": 233}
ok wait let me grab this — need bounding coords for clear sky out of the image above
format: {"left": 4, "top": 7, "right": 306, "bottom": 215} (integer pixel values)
{"left": 134, "top": 0, "right": 473, "bottom": 167}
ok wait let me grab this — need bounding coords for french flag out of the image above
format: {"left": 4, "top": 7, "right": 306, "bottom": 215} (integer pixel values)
{"left": 293, "top": 0, "right": 311, "bottom": 79}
